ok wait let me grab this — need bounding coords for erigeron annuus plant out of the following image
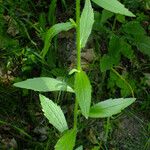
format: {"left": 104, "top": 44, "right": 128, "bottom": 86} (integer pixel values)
{"left": 14, "top": 0, "right": 136, "bottom": 149}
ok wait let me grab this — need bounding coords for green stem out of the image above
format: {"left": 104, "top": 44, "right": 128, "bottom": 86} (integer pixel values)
{"left": 111, "top": 68, "right": 135, "bottom": 98}
{"left": 0, "top": 120, "right": 32, "bottom": 139}
{"left": 112, "top": 16, "right": 117, "bottom": 31}
{"left": 76, "top": 0, "right": 81, "bottom": 71}
{"left": 105, "top": 117, "right": 110, "bottom": 142}
{"left": 73, "top": 99, "right": 78, "bottom": 129}
{"left": 73, "top": 0, "right": 81, "bottom": 129}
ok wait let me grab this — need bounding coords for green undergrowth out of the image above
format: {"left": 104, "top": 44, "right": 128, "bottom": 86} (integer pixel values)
{"left": 0, "top": 0, "right": 150, "bottom": 149}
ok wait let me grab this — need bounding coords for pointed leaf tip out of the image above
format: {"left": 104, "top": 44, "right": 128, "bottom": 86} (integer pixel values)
{"left": 55, "top": 128, "right": 77, "bottom": 150}
{"left": 89, "top": 98, "right": 136, "bottom": 118}
{"left": 75, "top": 71, "right": 92, "bottom": 118}
{"left": 39, "top": 94, "right": 68, "bottom": 133}
{"left": 80, "top": 0, "right": 94, "bottom": 48}
{"left": 14, "top": 77, "right": 74, "bottom": 93}
{"left": 92, "top": 0, "right": 135, "bottom": 17}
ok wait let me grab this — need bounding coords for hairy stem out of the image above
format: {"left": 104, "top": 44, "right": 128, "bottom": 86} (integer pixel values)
{"left": 76, "top": 0, "right": 81, "bottom": 71}
{"left": 73, "top": 0, "right": 81, "bottom": 129}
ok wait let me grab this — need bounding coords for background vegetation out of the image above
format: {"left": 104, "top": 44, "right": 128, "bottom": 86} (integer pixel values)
{"left": 0, "top": 0, "right": 150, "bottom": 149}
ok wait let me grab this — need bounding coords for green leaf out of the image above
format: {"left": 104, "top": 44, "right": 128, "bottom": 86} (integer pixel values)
{"left": 120, "top": 40, "right": 134, "bottom": 59}
{"left": 69, "top": 69, "right": 79, "bottom": 75}
{"left": 89, "top": 98, "right": 136, "bottom": 118}
{"left": 75, "top": 71, "right": 92, "bottom": 118}
{"left": 80, "top": 0, "right": 94, "bottom": 48}
{"left": 75, "top": 146, "right": 83, "bottom": 150}
{"left": 135, "top": 36, "right": 150, "bottom": 57}
{"left": 121, "top": 21, "right": 150, "bottom": 57}
{"left": 39, "top": 12, "right": 46, "bottom": 30}
{"left": 122, "top": 21, "right": 146, "bottom": 37}
{"left": 144, "top": 73, "right": 150, "bottom": 86}
{"left": 48, "top": 0, "right": 57, "bottom": 25}
{"left": 92, "top": 146, "right": 100, "bottom": 150}
{"left": 41, "top": 22, "right": 74, "bottom": 58}
{"left": 55, "top": 128, "right": 77, "bottom": 150}
{"left": 108, "top": 34, "right": 121, "bottom": 56}
{"left": 100, "top": 10, "right": 114, "bottom": 24}
{"left": 116, "top": 78, "right": 131, "bottom": 97}
{"left": 92, "top": 0, "right": 135, "bottom": 17}
{"left": 116, "top": 14, "right": 125, "bottom": 23}
{"left": 108, "top": 71, "right": 132, "bottom": 97}
{"left": 100, "top": 35, "right": 121, "bottom": 72}
{"left": 39, "top": 94, "right": 68, "bottom": 133}
{"left": 100, "top": 55, "right": 113, "bottom": 72}
{"left": 14, "top": 77, "right": 74, "bottom": 93}
{"left": 61, "top": 0, "right": 67, "bottom": 10}
{"left": 145, "top": 0, "right": 150, "bottom": 10}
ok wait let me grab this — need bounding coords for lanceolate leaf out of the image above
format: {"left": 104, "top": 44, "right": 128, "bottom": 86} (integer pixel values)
{"left": 92, "top": 0, "right": 135, "bottom": 17}
{"left": 55, "top": 128, "right": 77, "bottom": 150}
{"left": 41, "top": 22, "right": 74, "bottom": 58}
{"left": 89, "top": 98, "right": 136, "bottom": 118}
{"left": 80, "top": 0, "right": 94, "bottom": 48}
{"left": 14, "top": 77, "right": 74, "bottom": 93}
{"left": 39, "top": 94, "right": 68, "bottom": 133}
{"left": 75, "top": 71, "right": 92, "bottom": 118}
